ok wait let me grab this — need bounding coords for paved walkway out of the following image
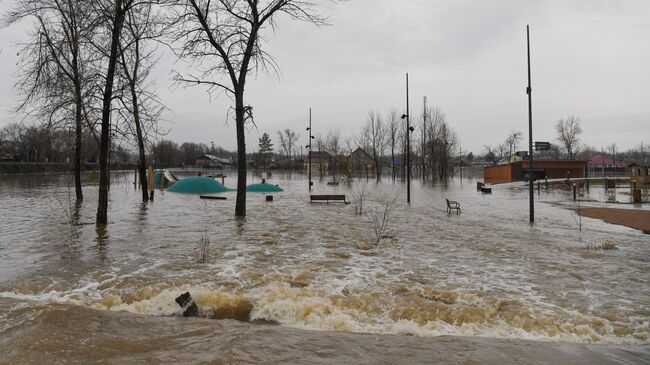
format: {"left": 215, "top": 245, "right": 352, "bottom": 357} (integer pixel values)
{"left": 580, "top": 207, "right": 650, "bottom": 233}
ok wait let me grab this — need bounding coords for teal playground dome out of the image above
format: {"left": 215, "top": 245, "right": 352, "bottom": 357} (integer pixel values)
{"left": 167, "top": 176, "right": 231, "bottom": 194}
{"left": 246, "top": 183, "right": 284, "bottom": 193}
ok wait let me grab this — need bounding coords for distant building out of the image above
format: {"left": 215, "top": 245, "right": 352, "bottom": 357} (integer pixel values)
{"left": 195, "top": 154, "right": 232, "bottom": 168}
{"left": 305, "top": 151, "right": 331, "bottom": 174}
{"left": 484, "top": 160, "right": 588, "bottom": 184}
{"left": 349, "top": 148, "right": 373, "bottom": 171}
{"left": 467, "top": 159, "right": 492, "bottom": 167}
{"left": 588, "top": 155, "right": 626, "bottom": 177}
{"left": 629, "top": 163, "right": 650, "bottom": 187}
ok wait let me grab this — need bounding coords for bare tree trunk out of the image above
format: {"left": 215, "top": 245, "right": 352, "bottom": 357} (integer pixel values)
{"left": 431, "top": 141, "right": 436, "bottom": 182}
{"left": 403, "top": 143, "right": 407, "bottom": 180}
{"left": 235, "top": 91, "right": 247, "bottom": 217}
{"left": 391, "top": 148, "right": 395, "bottom": 181}
{"left": 128, "top": 80, "right": 149, "bottom": 201}
{"left": 375, "top": 155, "right": 381, "bottom": 182}
{"left": 97, "top": 0, "right": 126, "bottom": 225}
{"left": 121, "top": 32, "right": 150, "bottom": 202}
{"left": 74, "top": 82, "right": 83, "bottom": 200}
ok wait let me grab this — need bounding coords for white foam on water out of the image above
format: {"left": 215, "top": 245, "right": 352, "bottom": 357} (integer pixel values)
{"left": 2, "top": 275, "right": 647, "bottom": 345}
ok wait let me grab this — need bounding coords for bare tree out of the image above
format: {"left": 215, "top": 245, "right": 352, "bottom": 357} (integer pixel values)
{"left": 326, "top": 130, "right": 341, "bottom": 180}
{"left": 555, "top": 116, "right": 582, "bottom": 160}
{"left": 169, "top": 0, "right": 329, "bottom": 217}
{"left": 483, "top": 145, "right": 498, "bottom": 165}
{"left": 505, "top": 129, "right": 522, "bottom": 161}
{"left": 427, "top": 106, "right": 445, "bottom": 181}
{"left": 368, "top": 194, "right": 398, "bottom": 248}
{"left": 350, "top": 180, "right": 366, "bottom": 215}
{"left": 276, "top": 128, "right": 298, "bottom": 167}
{"left": 496, "top": 142, "right": 508, "bottom": 162}
{"left": 0, "top": 122, "right": 96, "bottom": 163}
{"left": 635, "top": 142, "right": 648, "bottom": 165}
{"left": 387, "top": 109, "right": 399, "bottom": 180}
{"left": 95, "top": 0, "right": 139, "bottom": 224}
{"left": 117, "top": 4, "right": 165, "bottom": 202}
{"left": 438, "top": 122, "right": 458, "bottom": 180}
{"left": 277, "top": 131, "right": 287, "bottom": 163}
{"left": 6, "top": 0, "right": 99, "bottom": 200}
{"left": 315, "top": 133, "right": 325, "bottom": 178}
{"left": 358, "top": 111, "right": 388, "bottom": 181}
{"left": 179, "top": 142, "right": 209, "bottom": 165}
{"left": 151, "top": 139, "right": 179, "bottom": 166}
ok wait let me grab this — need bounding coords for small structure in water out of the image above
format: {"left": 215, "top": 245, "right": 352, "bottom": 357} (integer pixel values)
{"left": 246, "top": 182, "right": 284, "bottom": 193}
{"left": 168, "top": 176, "right": 231, "bottom": 194}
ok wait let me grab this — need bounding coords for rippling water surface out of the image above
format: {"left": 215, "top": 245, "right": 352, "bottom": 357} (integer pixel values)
{"left": 0, "top": 171, "right": 648, "bottom": 363}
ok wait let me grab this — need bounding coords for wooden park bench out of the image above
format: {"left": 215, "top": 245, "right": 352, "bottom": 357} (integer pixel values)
{"left": 200, "top": 195, "right": 227, "bottom": 200}
{"left": 446, "top": 198, "right": 461, "bottom": 214}
{"left": 310, "top": 194, "right": 350, "bottom": 204}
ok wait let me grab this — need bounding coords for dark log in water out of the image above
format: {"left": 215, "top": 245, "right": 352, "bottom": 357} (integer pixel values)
{"left": 175, "top": 292, "right": 199, "bottom": 317}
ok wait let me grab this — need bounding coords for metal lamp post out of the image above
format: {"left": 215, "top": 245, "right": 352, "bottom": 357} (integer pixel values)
{"left": 306, "top": 108, "right": 314, "bottom": 191}
{"left": 526, "top": 25, "right": 535, "bottom": 223}
{"left": 401, "top": 73, "right": 413, "bottom": 204}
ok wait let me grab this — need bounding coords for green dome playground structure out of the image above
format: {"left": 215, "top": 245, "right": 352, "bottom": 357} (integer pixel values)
{"left": 246, "top": 183, "right": 284, "bottom": 193}
{"left": 167, "top": 176, "right": 231, "bottom": 194}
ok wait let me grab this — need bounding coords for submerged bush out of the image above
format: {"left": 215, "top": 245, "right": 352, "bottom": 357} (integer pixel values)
{"left": 194, "top": 233, "right": 211, "bottom": 263}
{"left": 585, "top": 241, "right": 618, "bottom": 251}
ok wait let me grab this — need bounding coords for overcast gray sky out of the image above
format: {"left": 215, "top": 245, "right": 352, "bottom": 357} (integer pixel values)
{"left": 1, "top": 0, "right": 649, "bottom": 154}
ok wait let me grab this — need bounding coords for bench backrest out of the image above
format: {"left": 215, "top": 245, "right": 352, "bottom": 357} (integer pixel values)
{"left": 311, "top": 194, "right": 346, "bottom": 201}
{"left": 445, "top": 198, "right": 451, "bottom": 207}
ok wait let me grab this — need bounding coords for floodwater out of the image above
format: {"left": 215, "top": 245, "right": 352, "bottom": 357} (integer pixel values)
{"left": 0, "top": 171, "right": 648, "bottom": 364}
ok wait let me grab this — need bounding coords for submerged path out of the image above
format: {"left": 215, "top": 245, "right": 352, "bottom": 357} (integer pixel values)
{"left": 1, "top": 306, "right": 648, "bottom": 365}
{"left": 580, "top": 208, "right": 650, "bottom": 233}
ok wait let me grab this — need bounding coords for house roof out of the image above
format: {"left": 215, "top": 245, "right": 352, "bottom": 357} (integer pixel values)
{"left": 197, "top": 154, "right": 231, "bottom": 163}
{"left": 588, "top": 155, "right": 616, "bottom": 165}
{"left": 628, "top": 162, "right": 649, "bottom": 168}
{"left": 308, "top": 151, "right": 331, "bottom": 158}
{"left": 349, "top": 147, "right": 372, "bottom": 158}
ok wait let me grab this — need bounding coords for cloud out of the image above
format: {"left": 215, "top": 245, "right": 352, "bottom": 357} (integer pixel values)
{"left": 0, "top": 0, "right": 648, "bottom": 152}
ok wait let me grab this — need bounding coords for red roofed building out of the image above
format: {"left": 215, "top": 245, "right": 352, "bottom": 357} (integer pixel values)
{"left": 588, "top": 155, "right": 615, "bottom": 166}
{"left": 588, "top": 155, "right": 626, "bottom": 177}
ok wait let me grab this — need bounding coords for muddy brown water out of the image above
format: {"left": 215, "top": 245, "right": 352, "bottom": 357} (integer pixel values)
{"left": 0, "top": 172, "right": 648, "bottom": 364}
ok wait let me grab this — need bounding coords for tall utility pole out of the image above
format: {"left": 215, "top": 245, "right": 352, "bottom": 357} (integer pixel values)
{"left": 422, "top": 96, "right": 427, "bottom": 182}
{"left": 406, "top": 73, "right": 411, "bottom": 204}
{"left": 526, "top": 25, "right": 534, "bottom": 223}
{"left": 307, "top": 108, "right": 313, "bottom": 191}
